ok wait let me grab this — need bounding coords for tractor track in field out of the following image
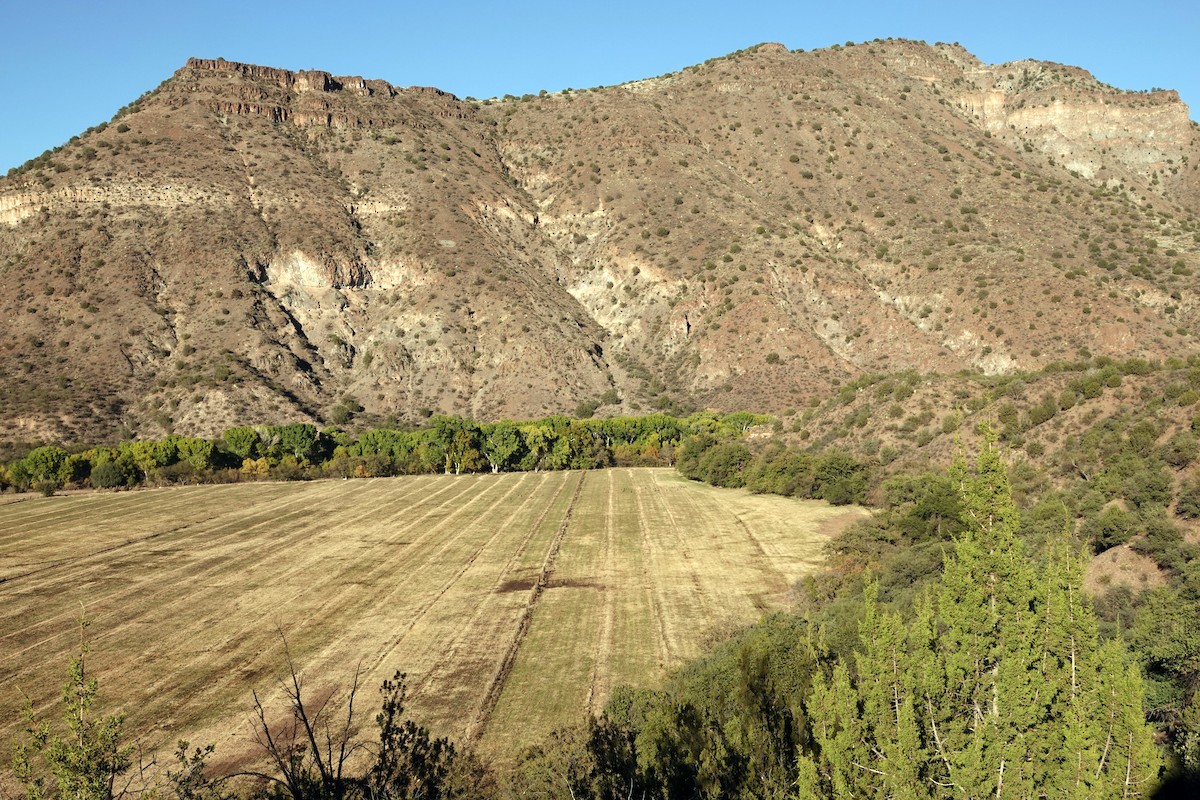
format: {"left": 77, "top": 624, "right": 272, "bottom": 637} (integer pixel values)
{"left": 632, "top": 472, "right": 680, "bottom": 667}
{"left": 649, "top": 471, "right": 717, "bottom": 623}
{"left": 728, "top": 510, "right": 790, "bottom": 606}
{"left": 393, "top": 472, "right": 561, "bottom": 699}
{"left": 0, "top": 484, "right": 240, "bottom": 546}
{"left": 0, "top": 480, "right": 352, "bottom": 663}
{"left": 96, "top": 475, "right": 480, "bottom": 743}
{"left": 358, "top": 473, "right": 539, "bottom": 677}
{"left": 0, "top": 518, "right": 219, "bottom": 586}
{"left": 0, "top": 478, "right": 438, "bottom": 712}
{"left": 469, "top": 470, "right": 587, "bottom": 741}
{"left": 584, "top": 469, "right": 619, "bottom": 716}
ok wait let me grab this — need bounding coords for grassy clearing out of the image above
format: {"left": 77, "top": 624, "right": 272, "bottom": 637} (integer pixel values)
{"left": 0, "top": 468, "right": 865, "bottom": 769}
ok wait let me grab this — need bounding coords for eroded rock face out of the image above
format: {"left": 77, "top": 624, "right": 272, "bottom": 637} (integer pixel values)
{"left": 264, "top": 250, "right": 371, "bottom": 290}
{"left": 0, "top": 41, "right": 1197, "bottom": 442}
{"left": 959, "top": 61, "right": 1193, "bottom": 191}
{"left": 176, "top": 58, "right": 468, "bottom": 130}
{"left": 0, "top": 181, "right": 224, "bottom": 225}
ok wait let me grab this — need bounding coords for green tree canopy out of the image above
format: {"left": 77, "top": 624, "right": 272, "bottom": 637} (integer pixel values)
{"left": 480, "top": 421, "right": 524, "bottom": 473}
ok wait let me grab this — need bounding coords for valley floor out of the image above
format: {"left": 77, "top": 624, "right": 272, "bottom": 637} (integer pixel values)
{"left": 0, "top": 468, "right": 864, "bottom": 769}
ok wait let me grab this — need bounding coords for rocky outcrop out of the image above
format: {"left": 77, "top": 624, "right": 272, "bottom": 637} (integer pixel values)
{"left": 183, "top": 58, "right": 401, "bottom": 97}
{"left": 265, "top": 250, "right": 372, "bottom": 290}
{"left": 179, "top": 58, "right": 473, "bottom": 129}
{"left": 183, "top": 58, "right": 299, "bottom": 87}
{"left": 0, "top": 181, "right": 223, "bottom": 226}
{"left": 209, "top": 101, "right": 291, "bottom": 123}
{"left": 957, "top": 61, "right": 1194, "bottom": 186}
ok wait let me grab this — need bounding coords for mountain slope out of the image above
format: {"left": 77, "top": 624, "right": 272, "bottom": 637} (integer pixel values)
{"left": 1, "top": 40, "right": 1197, "bottom": 443}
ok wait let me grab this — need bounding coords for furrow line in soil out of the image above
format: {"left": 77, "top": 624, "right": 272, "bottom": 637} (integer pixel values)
{"left": 631, "top": 470, "right": 680, "bottom": 667}
{"left": 402, "top": 472, "right": 566, "bottom": 700}
{"left": 74, "top": 475, "right": 481, "bottom": 741}
{"left": 727, "top": 510, "right": 789, "bottom": 604}
{"left": 0, "top": 513, "right": 223, "bottom": 586}
{"left": 358, "top": 472, "right": 575, "bottom": 683}
{"left": 0, "top": 475, "right": 478, "bottom": 744}
{"left": 292, "top": 472, "right": 536, "bottom": 662}
{"left": 468, "top": 470, "right": 587, "bottom": 741}
{"left": 0, "top": 484, "right": 220, "bottom": 538}
{"left": 0, "top": 481, "right": 300, "bottom": 545}
{"left": 584, "top": 468, "right": 618, "bottom": 716}
{"left": 649, "top": 470, "right": 717, "bottom": 623}
{"left": 83, "top": 475, "right": 482, "bottom": 729}
{"left": 0, "top": 479, "right": 355, "bottom": 655}
{"left": 294, "top": 472, "right": 544, "bottom": 708}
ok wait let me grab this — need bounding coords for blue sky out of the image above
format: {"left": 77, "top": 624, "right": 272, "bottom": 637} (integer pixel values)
{"left": 3, "top": 0, "right": 1197, "bottom": 173}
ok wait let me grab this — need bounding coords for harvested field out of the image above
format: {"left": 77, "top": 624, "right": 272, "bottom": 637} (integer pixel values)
{"left": 0, "top": 468, "right": 865, "bottom": 769}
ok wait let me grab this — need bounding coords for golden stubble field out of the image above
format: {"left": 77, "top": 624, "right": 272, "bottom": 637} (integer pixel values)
{"left": 0, "top": 468, "right": 865, "bottom": 770}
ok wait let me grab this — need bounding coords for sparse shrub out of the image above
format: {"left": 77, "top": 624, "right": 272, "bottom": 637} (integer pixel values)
{"left": 1123, "top": 467, "right": 1173, "bottom": 510}
{"left": 1129, "top": 510, "right": 1188, "bottom": 571}
{"left": 575, "top": 399, "right": 600, "bottom": 419}
{"left": 1160, "top": 431, "right": 1199, "bottom": 469}
{"left": 1176, "top": 480, "right": 1200, "bottom": 519}
{"left": 1027, "top": 394, "right": 1058, "bottom": 427}
{"left": 1086, "top": 505, "right": 1136, "bottom": 552}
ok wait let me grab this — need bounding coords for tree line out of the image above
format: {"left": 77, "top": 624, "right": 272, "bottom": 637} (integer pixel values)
{"left": 676, "top": 434, "right": 873, "bottom": 505}
{"left": 0, "top": 412, "right": 774, "bottom": 494}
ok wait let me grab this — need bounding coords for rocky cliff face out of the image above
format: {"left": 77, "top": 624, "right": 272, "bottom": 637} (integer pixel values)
{"left": 1, "top": 41, "right": 1197, "bottom": 443}
{"left": 175, "top": 58, "right": 469, "bottom": 130}
{"left": 956, "top": 57, "right": 1195, "bottom": 204}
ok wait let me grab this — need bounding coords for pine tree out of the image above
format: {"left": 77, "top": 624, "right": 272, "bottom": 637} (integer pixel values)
{"left": 806, "top": 585, "right": 926, "bottom": 796}
{"left": 13, "top": 624, "right": 133, "bottom": 800}
{"left": 919, "top": 437, "right": 1042, "bottom": 795}
{"left": 804, "top": 436, "right": 1162, "bottom": 798}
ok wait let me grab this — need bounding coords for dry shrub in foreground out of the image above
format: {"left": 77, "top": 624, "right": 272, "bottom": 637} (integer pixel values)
{"left": 11, "top": 631, "right": 493, "bottom": 800}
